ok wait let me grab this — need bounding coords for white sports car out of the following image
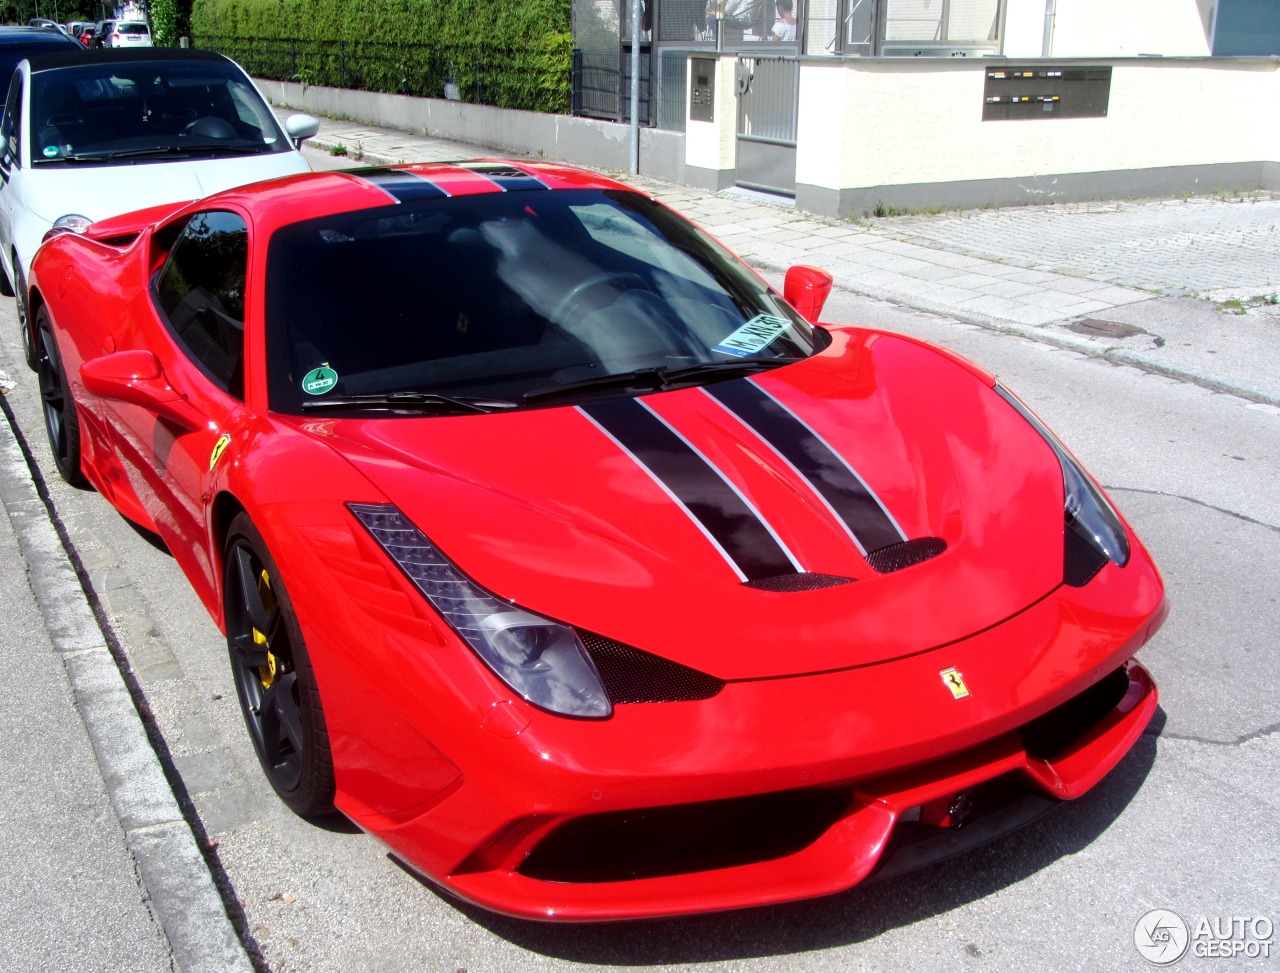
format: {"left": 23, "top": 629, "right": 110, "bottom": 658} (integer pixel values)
{"left": 0, "top": 46, "right": 318, "bottom": 367}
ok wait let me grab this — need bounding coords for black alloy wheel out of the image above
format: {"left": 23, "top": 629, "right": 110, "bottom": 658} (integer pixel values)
{"left": 35, "top": 307, "right": 86, "bottom": 487}
{"left": 224, "top": 512, "right": 335, "bottom": 817}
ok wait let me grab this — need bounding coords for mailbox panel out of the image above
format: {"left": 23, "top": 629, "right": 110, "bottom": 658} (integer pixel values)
{"left": 983, "top": 66, "right": 1112, "bottom": 120}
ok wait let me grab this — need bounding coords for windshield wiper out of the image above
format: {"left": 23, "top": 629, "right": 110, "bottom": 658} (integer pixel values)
{"left": 51, "top": 144, "right": 267, "bottom": 163}
{"left": 299, "top": 391, "right": 518, "bottom": 415}
{"left": 522, "top": 358, "right": 799, "bottom": 404}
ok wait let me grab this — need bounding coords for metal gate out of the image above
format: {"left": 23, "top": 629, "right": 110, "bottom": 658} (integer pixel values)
{"left": 735, "top": 55, "right": 799, "bottom": 197}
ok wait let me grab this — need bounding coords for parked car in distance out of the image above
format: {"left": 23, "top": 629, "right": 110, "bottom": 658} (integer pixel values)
{"left": 0, "top": 48, "right": 318, "bottom": 367}
{"left": 66, "top": 22, "right": 96, "bottom": 46}
{"left": 0, "top": 25, "right": 81, "bottom": 83}
{"left": 26, "top": 18, "right": 73, "bottom": 39}
{"left": 101, "top": 20, "right": 152, "bottom": 47}
{"left": 29, "top": 160, "right": 1166, "bottom": 922}
{"left": 93, "top": 20, "right": 152, "bottom": 48}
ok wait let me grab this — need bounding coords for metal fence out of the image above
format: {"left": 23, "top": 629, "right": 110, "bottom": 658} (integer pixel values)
{"left": 194, "top": 35, "right": 563, "bottom": 110}
{"left": 198, "top": 33, "right": 687, "bottom": 131}
{"left": 656, "top": 49, "right": 691, "bottom": 132}
{"left": 570, "top": 48, "right": 652, "bottom": 125}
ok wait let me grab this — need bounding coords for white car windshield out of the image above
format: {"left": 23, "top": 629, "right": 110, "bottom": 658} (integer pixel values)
{"left": 32, "top": 58, "right": 289, "bottom": 163}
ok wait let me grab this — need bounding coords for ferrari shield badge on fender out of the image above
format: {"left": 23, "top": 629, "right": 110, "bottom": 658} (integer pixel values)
{"left": 209, "top": 433, "right": 232, "bottom": 472}
{"left": 940, "top": 667, "right": 970, "bottom": 700}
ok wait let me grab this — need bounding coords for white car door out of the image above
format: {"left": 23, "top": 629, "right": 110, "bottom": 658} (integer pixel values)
{"left": 0, "top": 68, "right": 25, "bottom": 291}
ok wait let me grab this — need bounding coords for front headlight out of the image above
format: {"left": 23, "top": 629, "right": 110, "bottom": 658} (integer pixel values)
{"left": 348, "top": 503, "right": 612, "bottom": 719}
{"left": 995, "top": 386, "right": 1130, "bottom": 577}
{"left": 53, "top": 214, "right": 93, "bottom": 233}
{"left": 43, "top": 213, "right": 94, "bottom": 245}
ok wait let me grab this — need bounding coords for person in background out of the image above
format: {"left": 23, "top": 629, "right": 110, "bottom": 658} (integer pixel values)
{"left": 770, "top": 0, "right": 797, "bottom": 40}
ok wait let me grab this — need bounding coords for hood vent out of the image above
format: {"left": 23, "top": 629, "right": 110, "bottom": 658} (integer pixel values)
{"left": 866, "top": 537, "right": 947, "bottom": 574}
{"left": 743, "top": 573, "right": 855, "bottom": 593}
{"left": 577, "top": 631, "right": 724, "bottom": 704}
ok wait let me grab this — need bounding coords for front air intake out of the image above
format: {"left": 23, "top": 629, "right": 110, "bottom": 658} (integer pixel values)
{"left": 518, "top": 788, "right": 852, "bottom": 883}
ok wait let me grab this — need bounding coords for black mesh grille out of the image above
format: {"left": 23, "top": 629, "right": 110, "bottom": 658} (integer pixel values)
{"left": 578, "top": 631, "right": 724, "bottom": 704}
{"left": 1020, "top": 666, "right": 1130, "bottom": 760}
{"left": 1063, "top": 521, "right": 1109, "bottom": 587}
{"left": 518, "top": 788, "right": 852, "bottom": 883}
{"left": 743, "top": 572, "right": 855, "bottom": 592}
{"left": 866, "top": 537, "right": 947, "bottom": 574}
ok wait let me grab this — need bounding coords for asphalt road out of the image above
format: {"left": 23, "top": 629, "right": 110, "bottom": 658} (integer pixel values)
{"left": 1, "top": 248, "right": 1275, "bottom": 970}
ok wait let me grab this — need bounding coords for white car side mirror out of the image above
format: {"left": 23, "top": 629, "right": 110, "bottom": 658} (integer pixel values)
{"left": 284, "top": 114, "right": 319, "bottom": 148}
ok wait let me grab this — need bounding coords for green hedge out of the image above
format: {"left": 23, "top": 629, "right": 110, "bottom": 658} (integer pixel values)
{"left": 191, "top": 0, "right": 572, "bottom": 113}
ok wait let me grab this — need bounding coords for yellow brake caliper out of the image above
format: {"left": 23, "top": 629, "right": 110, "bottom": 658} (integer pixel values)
{"left": 253, "top": 568, "right": 278, "bottom": 689}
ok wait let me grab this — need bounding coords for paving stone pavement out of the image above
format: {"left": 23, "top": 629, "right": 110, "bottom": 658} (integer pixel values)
{"left": 293, "top": 111, "right": 1280, "bottom": 408}
{"left": 877, "top": 195, "right": 1280, "bottom": 300}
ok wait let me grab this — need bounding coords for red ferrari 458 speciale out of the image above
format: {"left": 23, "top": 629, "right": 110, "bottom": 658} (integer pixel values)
{"left": 27, "top": 160, "right": 1166, "bottom": 921}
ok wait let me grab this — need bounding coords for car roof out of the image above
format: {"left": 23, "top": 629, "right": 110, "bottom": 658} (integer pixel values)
{"left": 175, "top": 161, "right": 631, "bottom": 234}
{"left": 28, "top": 47, "right": 228, "bottom": 73}
{"left": 0, "top": 26, "right": 82, "bottom": 49}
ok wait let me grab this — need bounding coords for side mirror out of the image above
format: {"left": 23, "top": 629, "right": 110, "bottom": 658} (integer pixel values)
{"left": 783, "top": 265, "right": 833, "bottom": 324}
{"left": 284, "top": 113, "right": 319, "bottom": 148}
{"left": 80, "top": 350, "right": 207, "bottom": 432}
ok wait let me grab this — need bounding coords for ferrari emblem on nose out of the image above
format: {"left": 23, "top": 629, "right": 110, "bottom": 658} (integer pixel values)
{"left": 940, "top": 667, "right": 970, "bottom": 699}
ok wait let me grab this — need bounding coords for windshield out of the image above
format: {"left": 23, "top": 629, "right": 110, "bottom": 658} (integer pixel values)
{"left": 31, "top": 58, "right": 289, "bottom": 163}
{"left": 264, "top": 188, "right": 817, "bottom": 415}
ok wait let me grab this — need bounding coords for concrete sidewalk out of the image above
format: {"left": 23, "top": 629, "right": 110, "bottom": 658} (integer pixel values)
{"left": 299, "top": 114, "right": 1280, "bottom": 408}
{"left": 0, "top": 398, "right": 254, "bottom": 973}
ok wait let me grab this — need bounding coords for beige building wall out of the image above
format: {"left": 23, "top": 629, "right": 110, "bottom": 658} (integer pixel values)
{"left": 797, "top": 56, "right": 1277, "bottom": 192}
{"left": 1002, "top": 0, "right": 1216, "bottom": 57}
{"left": 1001, "top": 0, "right": 1049, "bottom": 56}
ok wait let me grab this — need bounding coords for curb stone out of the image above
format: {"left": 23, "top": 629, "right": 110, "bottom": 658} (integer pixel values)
{"left": 0, "top": 399, "right": 255, "bottom": 973}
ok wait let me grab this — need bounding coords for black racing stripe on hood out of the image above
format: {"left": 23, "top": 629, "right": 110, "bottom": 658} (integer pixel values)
{"left": 352, "top": 168, "right": 450, "bottom": 202}
{"left": 580, "top": 397, "right": 798, "bottom": 582}
{"left": 704, "top": 379, "right": 906, "bottom": 555}
{"left": 453, "top": 162, "right": 550, "bottom": 192}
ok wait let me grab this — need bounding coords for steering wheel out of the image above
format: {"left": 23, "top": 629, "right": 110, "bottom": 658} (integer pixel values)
{"left": 551, "top": 272, "right": 646, "bottom": 323}
{"left": 185, "top": 116, "right": 237, "bottom": 139}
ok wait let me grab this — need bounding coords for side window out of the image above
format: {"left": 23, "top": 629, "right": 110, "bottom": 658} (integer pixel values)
{"left": 1, "top": 73, "right": 23, "bottom": 166}
{"left": 155, "top": 211, "right": 249, "bottom": 399}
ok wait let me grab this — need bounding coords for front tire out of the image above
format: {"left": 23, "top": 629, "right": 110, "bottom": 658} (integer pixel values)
{"left": 224, "top": 513, "right": 335, "bottom": 817}
{"left": 35, "top": 307, "right": 86, "bottom": 487}
{"left": 17, "top": 263, "right": 36, "bottom": 370}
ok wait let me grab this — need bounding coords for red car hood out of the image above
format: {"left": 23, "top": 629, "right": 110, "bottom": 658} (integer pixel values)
{"left": 298, "top": 329, "right": 1066, "bottom": 681}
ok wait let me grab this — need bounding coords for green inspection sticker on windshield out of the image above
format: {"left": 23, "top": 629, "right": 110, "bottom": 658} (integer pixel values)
{"left": 713, "top": 314, "right": 792, "bottom": 358}
{"left": 301, "top": 364, "right": 339, "bottom": 395}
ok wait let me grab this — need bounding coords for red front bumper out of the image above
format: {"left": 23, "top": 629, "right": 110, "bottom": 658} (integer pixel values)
{"left": 336, "top": 564, "right": 1164, "bottom": 921}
